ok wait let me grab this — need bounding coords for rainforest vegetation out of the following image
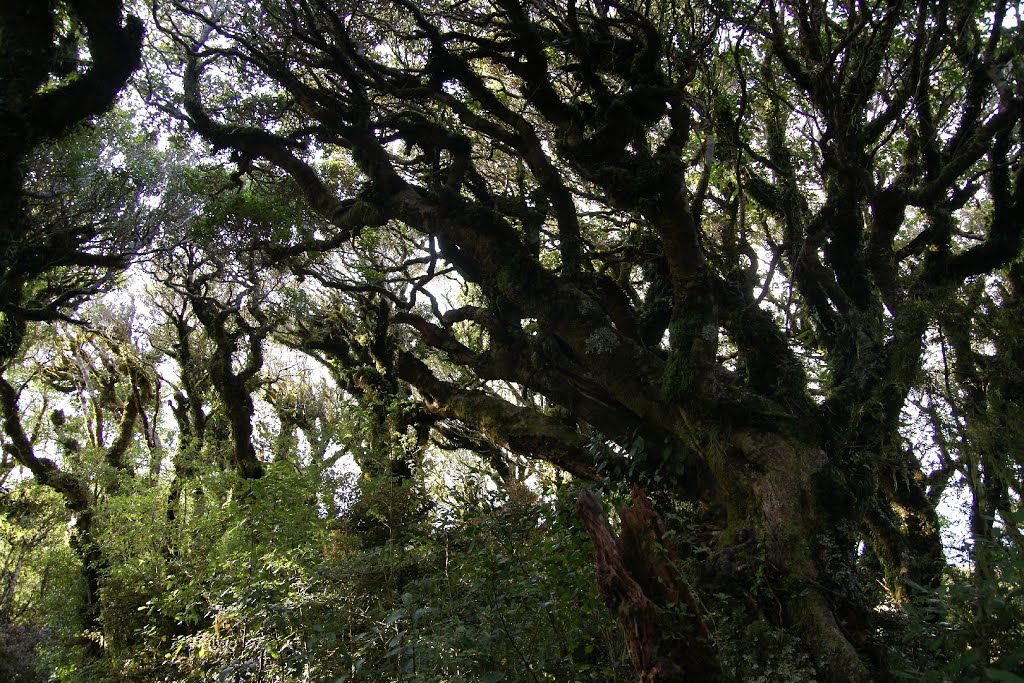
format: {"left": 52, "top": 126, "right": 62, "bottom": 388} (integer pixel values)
{"left": 1, "top": 0, "right": 1023, "bottom": 680}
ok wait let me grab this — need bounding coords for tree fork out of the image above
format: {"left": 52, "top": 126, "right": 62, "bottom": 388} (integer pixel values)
{"left": 577, "top": 487, "right": 720, "bottom": 681}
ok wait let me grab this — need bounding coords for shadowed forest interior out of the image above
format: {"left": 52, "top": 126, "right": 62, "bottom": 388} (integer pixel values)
{"left": 1, "top": 0, "right": 1023, "bottom": 681}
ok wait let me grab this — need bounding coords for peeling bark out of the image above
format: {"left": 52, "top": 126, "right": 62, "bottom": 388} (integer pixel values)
{"left": 577, "top": 488, "right": 719, "bottom": 682}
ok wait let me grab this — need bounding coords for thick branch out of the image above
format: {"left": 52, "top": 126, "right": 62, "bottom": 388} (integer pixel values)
{"left": 397, "top": 351, "right": 599, "bottom": 480}
{"left": 0, "top": 375, "right": 89, "bottom": 511}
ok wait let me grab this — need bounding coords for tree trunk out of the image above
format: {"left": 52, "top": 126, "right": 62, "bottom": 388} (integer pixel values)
{"left": 717, "top": 430, "right": 871, "bottom": 682}
{"left": 0, "top": 542, "right": 28, "bottom": 626}
{"left": 0, "top": 374, "right": 107, "bottom": 655}
{"left": 580, "top": 429, "right": 877, "bottom": 682}
{"left": 577, "top": 487, "right": 719, "bottom": 681}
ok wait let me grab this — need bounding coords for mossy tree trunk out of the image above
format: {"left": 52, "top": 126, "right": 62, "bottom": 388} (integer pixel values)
{"left": 164, "top": 0, "right": 1022, "bottom": 679}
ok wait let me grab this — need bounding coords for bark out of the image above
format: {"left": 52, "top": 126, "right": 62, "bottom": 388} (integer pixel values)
{"left": 578, "top": 430, "right": 876, "bottom": 682}
{"left": 0, "top": 374, "right": 104, "bottom": 645}
{"left": 164, "top": 307, "right": 209, "bottom": 527}
{"left": 718, "top": 431, "right": 872, "bottom": 682}
{"left": 1, "top": 0, "right": 143, "bottom": 297}
{"left": 218, "top": 378, "right": 264, "bottom": 480}
{"left": 578, "top": 488, "right": 719, "bottom": 682}
{"left": 0, "top": 543, "right": 28, "bottom": 626}
{"left": 0, "top": 4, "right": 144, "bottom": 635}
{"left": 104, "top": 391, "right": 138, "bottom": 475}
{"left": 186, "top": 290, "right": 267, "bottom": 480}
{"left": 598, "top": 421, "right": 875, "bottom": 681}
{"left": 165, "top": 2, "right": 1024, "bottom": 680}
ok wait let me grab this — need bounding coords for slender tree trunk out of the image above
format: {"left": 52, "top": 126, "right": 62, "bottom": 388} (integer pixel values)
{"left": 0, "top": 373, "right": 106, "bottom": 655}
{"left": 0, "top": 542, "right": 28, "bottom": 626}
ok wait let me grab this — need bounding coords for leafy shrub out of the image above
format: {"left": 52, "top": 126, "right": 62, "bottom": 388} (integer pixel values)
{"left": 0, "top": 622, "right": 48, "bottom": 683}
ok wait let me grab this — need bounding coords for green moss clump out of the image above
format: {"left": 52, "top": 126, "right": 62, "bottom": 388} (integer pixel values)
{"left": 662, "top": 313, "right": 706, "bottom": 402}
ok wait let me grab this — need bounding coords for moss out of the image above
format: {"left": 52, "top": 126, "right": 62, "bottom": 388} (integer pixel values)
{"left": 813, "top": 450, "right": 875, "bottom": 525}
{"left": 345, "top": 198, "right": 385, "bottom": 227}
{"left": 584, "top": 326, "right": 618, "bottom": 355}
{"left": 713, "top": 605, "right": 818, "bottom": 683}
{"left": 661, "top": 313, "right": 705, "bottom": 402}
{"left": 491, "top": 247, "right": 538, "bottom": 303}
{"left": 0, "top": 312, "right": 27, "bottom": 365}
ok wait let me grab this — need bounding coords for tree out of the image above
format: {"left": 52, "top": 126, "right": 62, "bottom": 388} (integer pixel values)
{"left": 0, "top": 0, "right": 145, "bottom": 360}
{"left": 0, "top": 310, "right": 162, "bottom": 663}
{"left": 163, "top": 246, "right": 276, "bottom": 480}
{"left": 0, "top": 0, "right": 148, "bottom": 660}
{"left": 155, "top": 0, "right": 1024, "bottom": 679}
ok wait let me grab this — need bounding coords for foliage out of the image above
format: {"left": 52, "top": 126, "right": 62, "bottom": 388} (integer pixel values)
{"left": 0, "top": 0, "right": 1023, "bottom": 681}
{"left": 0, "top": 622, "right": 48, "bottom": 683}
{"left": 890, "top": 536, "right": 1024, "bottom": 682}
{"left": 21, "top": 459, "right": 628, "bottom": 683}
